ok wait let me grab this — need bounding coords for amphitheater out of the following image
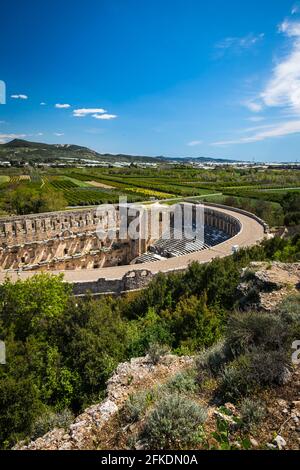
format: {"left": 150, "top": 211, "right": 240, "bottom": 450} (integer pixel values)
{"left": 0, "top": 202, "right": 268, "bottom": 295}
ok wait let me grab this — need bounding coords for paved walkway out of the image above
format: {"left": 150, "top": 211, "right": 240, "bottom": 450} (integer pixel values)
{"left": 0, "top": 205, "right": 266, "bottom": 285}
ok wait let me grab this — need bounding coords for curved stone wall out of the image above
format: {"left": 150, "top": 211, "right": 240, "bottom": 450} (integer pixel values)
{"left": 0, "top": 204, "right": 241, "bottom": 272}
{"left": 0, "top": 204, "right": 267, "bottom": 294}
{"left": 0, "top": 209, "right": 138, "bottom": 271}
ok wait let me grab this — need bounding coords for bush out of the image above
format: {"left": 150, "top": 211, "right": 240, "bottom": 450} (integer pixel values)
{"left": 277, "top": 294, "right": 300, "bottom": 325}
{"left": 30, "top": 408, "right": 74, "bottom": 440}
{"left": 147, "top": 343, "right": 170, "bottom": 365}
{"left": 196, "top": 340, "right": 231, "bottom": 382}
{"left": 220, "top": 348, "right": 291, "bottom": 401}
{"left": 127, "top": 308, "right": 173, "bottom": 358}
{"left": 246, "top": 349, "right": 291, "bottom": 386}
{"left": 0, "top": 375, "right": 43, "bottom": 448}
{"left": 141, "top": 393, "right": 207, "bottom": 449}
{"left": 220, "top": 355, "right": 254, "bottom": 401}
{"left": 164, "top": 369, "right": 198, "bottom": 395}
{"left": 123, "top": 390, "right": 155, "bottom": 423}
{"left": 284, "top": 211, "right": 300, "bottom": 226}
{"left": 225, "top": 311, "right": 288, "bottom": 356}
{"left": 240, "top": 398, "right": 266, "bottom": 431}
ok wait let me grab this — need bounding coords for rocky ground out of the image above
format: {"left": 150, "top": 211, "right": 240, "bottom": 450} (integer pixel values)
{"left": 238, "top": 262, "right": 300, "bottom": 311}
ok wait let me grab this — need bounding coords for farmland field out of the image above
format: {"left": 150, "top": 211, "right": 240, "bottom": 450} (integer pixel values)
{"left": 0, "top": 175, "right": 9, "bottom": 184}
{"left": 0, "top": 165, "right": 299, "bottom": 228}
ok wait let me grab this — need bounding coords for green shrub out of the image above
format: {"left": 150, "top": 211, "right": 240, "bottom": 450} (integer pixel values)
{"left": 225, "top": 311, "right": 288, "bottom": 356}
{"left": 220, "top": 355, "right": 254, "bottom": 401}
{"left": 147, "top": 343, "right": 170, "bottom": 365}
{"left": 196, "top": 340, "right": 231, "bottom": 382}
{"left": 220, "top": 348, "right": 291, "bottom": 401}
{"left": 0, "top": 375, "right": 43, "bottom": 448}
{"left": 246, "top": 349, "right": 291, "bottom": 386}
{"left": 284, "top": 211, "right": 300, "bottom": 226}
{"left": 277, "top": 295, "right": 300, "bottom": 339}
{"left": 123, "top": 390, "right": 155, "bottom": 423}
{"left": 141, "top": 393, "right": 207, "bottom": 449}
{"left": 30, "top": 408, "right": 74, "bottom": 440}
{"left": 164, "top": 369, "right": 198, "bottom": 395}
{"left": 209, "top": 414, "right": 252, "bottom": 450}
{"left": 277, "top": 294, "right": 300, "bottom": 322}
{"left": 240, "top": 398, "right": 266, "bottom": 431}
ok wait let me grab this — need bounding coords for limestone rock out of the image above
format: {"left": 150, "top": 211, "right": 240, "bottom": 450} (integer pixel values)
{"left": 292, "top": 401, "right": 300, "bottom": 411}
{"left": 238, "top": 262, "right": 300, "bottom": 311}
{"left": 250, "top": 437, "right": 259, "bottom": 448}
{"left": 273, "top": 435, "right": 287, "bottom": 450}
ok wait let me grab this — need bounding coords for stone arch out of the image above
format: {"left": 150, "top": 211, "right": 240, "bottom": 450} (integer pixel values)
{"left": 61, "top": 229, "right": 73, "bottom": 238}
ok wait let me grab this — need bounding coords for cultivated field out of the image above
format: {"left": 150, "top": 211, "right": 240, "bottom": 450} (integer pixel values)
{"left": 0, "top": 165, "right": 299, "bottom": 227}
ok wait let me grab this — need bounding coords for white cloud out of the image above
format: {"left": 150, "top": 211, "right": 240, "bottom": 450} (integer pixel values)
{"left": 0, "top": 133, "right": 27, "bottom": 143}
{"left": 187, "top": 140, "right": 203, "bottom": 146}
{"left": 212, "top": 120, "right": 300, "bottom": 145}
{"left": 73, "top": 108, "right": 117, "bottom": 119}
{"left": 248, "top": 116, "right": 265, "bottom": 122}
{"left": 292, "top": 3, "right": 300, "bottom": 15}
{"left": 55, "top": 103, "right": 71, "bottom": 109}
{"left": 11, "top": 94, "right": 28, "bottom": 100}
{"left": 261, "top": 20, "right": 300, "bottom": 113}
{"left": 92, "top": 113, "right": 117, "bottom": 120}
{"left": 36, "top": 132, "right": 44, "bottom": 136}
{"left": 216, "top": 17, "right": 300, "bottom": 146}
{"left": 238, "top": 123, "right": 275, "bottom": 133}
{"left": 40, "top": 102, "right": 46, "bottom": 106}
{"left": 54, "top": 132, "right": 64, "bottom": 136}
{"left": 216, "top": 33, "right": 264, "bottom": 56}
{"left": 73, "top": 108, "right": 106, "bottom": 117}
{"left": 244, "top": 100, "right": 263, "bottom": 113}
{"left": 278, "top": 19, "right": 300, "bottom": 36}
{"left": 240, "top": 20, "right": 300, "bottom": 115}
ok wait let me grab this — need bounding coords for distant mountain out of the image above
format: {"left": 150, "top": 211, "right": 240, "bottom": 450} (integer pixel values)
{"left": 0, "top": 139, "right": 163, "bottom": 163}
{"left": 2, "top": 139, "right": 97, "bottom": 154}
{"left": 0, "top": 139, "right": 239, "bottom": 164}
{"left": 159, "top": 155, "right": 240, "bottom": 163}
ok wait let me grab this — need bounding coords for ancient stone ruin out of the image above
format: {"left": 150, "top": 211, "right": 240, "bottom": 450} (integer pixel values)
{"left": 0, "top": 204, "right": 242, "bottom": 272}
{"left": 0, "top": 203, "right": 268, "bottom": 294}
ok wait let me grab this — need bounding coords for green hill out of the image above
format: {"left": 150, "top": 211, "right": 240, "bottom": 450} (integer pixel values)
{"left": 0, "top": 139, "right": 163, "bottom": 164}
{"left": 0, "top": 139, "right": 239, "bottom": 164}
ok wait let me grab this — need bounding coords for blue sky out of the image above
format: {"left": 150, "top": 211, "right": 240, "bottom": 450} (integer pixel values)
{"left": 1, "top": 0, "right": 300, "bottom": 161}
